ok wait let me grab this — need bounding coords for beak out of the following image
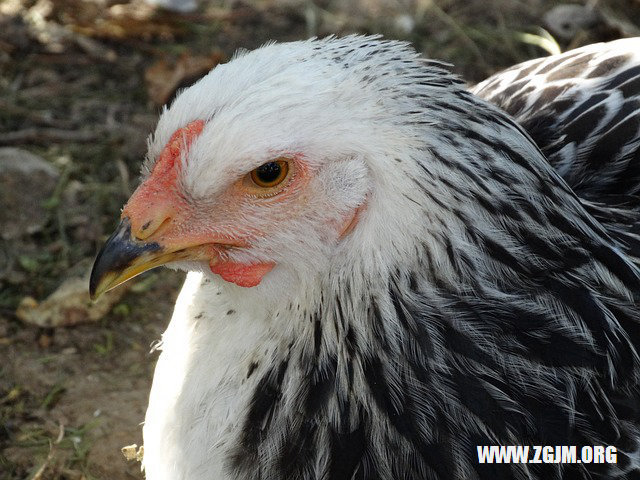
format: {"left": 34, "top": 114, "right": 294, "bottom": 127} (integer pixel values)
{"left": 90, "top": 218, "right": 195, "bottom": 299}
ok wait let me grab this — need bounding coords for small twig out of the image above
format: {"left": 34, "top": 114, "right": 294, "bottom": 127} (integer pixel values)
{"left": 116, "top": 158, "right": 132, "bottom": 197}
{"left": 24, "top": 54, "right": 93, "bottom": 66}
{"left": 56, "top": 207, "right": 70, "bottom": 267}
{"left": 0, "top": 100, "right": 76, "bottom": 129}
{"left": 31, "top": 442, "right": 55, "bottom": 480}
{"left": 0, "top": 307, "right": 19, "bottom": 320}
{"left": 0, "top": 128, "right": 100, "bottom": 145}
{"left": 48, "top": 161, "right": 75, "bottom": 266}
{"left": 55, "top": 421, "right": 65, "bottom": 444}
{"left": 425, "top": 2, "right": 487, "bottom": 69}
{"left": 71, "top": 32, "right": 117, "bottom": 63}
{"left": 493, "top": 8, "right": 521, "bottom": 60}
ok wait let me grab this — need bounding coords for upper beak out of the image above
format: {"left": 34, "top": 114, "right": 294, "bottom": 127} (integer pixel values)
{"left": 90, "top": 218, "right": 197, "bottom": 299}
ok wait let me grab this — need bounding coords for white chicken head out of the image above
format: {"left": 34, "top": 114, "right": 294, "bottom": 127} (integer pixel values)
{"left": 90, "top": 36, "right": 454, "bottom": 299}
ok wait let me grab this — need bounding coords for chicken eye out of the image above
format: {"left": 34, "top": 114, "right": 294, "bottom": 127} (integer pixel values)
{"left": 250, "top": 160, "right": 289, "bottom": 188}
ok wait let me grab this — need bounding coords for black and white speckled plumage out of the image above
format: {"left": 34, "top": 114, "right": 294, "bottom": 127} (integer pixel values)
{"left": 111, "top": 37, "right": 640, "bottom": 479}
{"left": 473, "top": 39, "right": 640, "bottom": 263}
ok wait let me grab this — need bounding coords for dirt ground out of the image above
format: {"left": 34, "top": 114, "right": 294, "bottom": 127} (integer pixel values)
{"left": 0, "top": 0, "right": 638, "bottom": 478}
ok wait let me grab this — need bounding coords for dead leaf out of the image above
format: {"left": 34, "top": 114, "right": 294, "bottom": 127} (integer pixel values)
{"left": 144, "top": 51, "right": 225, "bottom": 105}
{"left": 37, "top": 331, "right": 54, "bottom": 348}
{"left": 122, "top": 443, "right": 144, "bottom": 462}
{"left": 16, "top": 272, "right": 129, "bottom": 327}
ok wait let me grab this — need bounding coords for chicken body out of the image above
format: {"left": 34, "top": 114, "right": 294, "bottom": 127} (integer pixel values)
{"left": 91, "top": 37, "right": 640, "bottom": 479}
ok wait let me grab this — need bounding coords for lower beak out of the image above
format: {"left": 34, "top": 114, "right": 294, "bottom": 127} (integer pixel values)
{"left": 89, "top": 218, "right": 201, "bottom": 299}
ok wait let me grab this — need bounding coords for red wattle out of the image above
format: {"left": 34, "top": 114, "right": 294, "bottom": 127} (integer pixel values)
{"left": 209, "top": 260, "right": 275, "bottom": 287}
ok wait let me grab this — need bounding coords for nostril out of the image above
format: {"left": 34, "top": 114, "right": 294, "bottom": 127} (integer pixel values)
{"left": 134, "top": 216, "right": 172, "bottom": 241}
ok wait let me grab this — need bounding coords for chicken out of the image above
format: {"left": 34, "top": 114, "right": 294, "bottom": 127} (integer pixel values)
{"left": 90, "top": 36, "right": 640, "bottom": 479}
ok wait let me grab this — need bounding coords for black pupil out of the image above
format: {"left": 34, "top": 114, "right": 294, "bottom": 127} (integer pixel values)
{"left": 256, "top": 162, "right": 282, "bottom": 183}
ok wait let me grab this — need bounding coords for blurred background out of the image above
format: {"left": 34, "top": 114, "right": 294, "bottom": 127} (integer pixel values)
{"left": 0, "top": 0, "right": 638, "bottom": 478}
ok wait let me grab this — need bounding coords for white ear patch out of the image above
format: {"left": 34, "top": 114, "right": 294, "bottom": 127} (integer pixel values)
{"left": 318, "top": 156, "right": 370, "bottom": 214}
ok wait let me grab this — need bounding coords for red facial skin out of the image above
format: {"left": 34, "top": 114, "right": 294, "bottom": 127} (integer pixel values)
{"left": 122, "top": 120, "right": 274, "bottom": 287}
{"left": 122, "top": 120, "right": 360, "bottom": 288}
{"left": 123, "top": 120, "right": 204, "bottom": 242}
